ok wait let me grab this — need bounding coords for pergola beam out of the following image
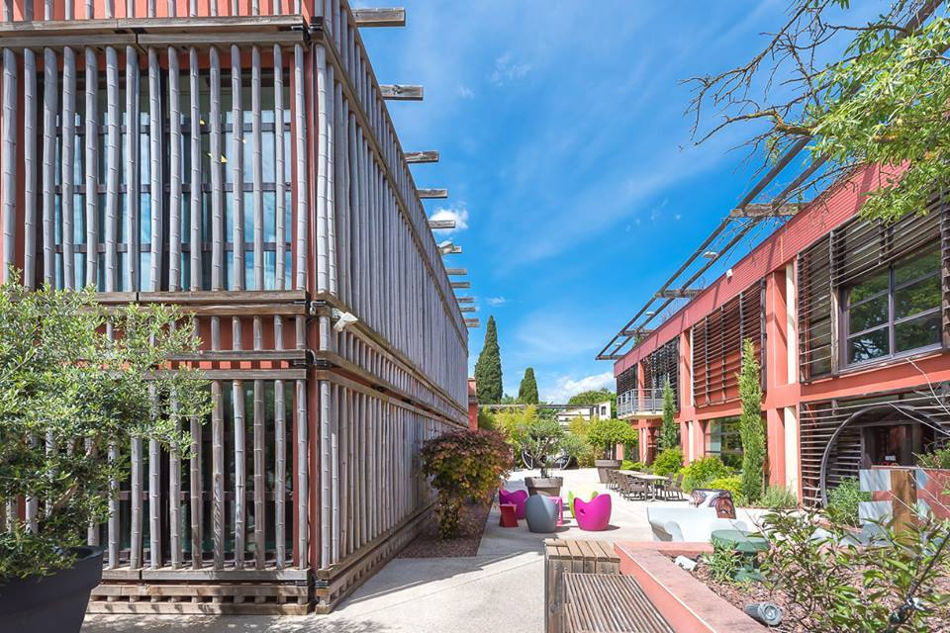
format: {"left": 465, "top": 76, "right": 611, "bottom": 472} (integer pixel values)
{"left": 620, "top": 327, "right": 655, "bottom": 337}
{"left": 428, "top": 219, "right": 455, "bottom": 230}
{"left": 353, "top": 8, "right": 406, "bottom": 27}
{"left": 445, "top": 268, "right": 467, "bottom": 275}
{"left": 457, "top": 297, "right": 474, "bottom": 304}
{"left": 654, "top": 288, "right": 702, "bottom": 299}
{"left": 730, "top": 202, "right": 807, "bottom": 218}
{"left": 418, "top": 188, "right": 447, "bottom": 199}
{"left": 450, "top": 281, "right": 470, "bottom": 289}
{"left": 380, "top": 84, "right": 423, "bottom": 101}
{"left": 405, "top": 151, "right": 439, "bottom": 164}
{"left": 464, "top": 318, "right": 480, "bottom": 328}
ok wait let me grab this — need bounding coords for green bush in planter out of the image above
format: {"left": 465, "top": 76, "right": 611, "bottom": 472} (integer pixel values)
{"left": 760, "top": 485, "right": 798, "bottom": 510}
{"left": 825, "top": 477, "right": 870, "bottom": 527}
{"left": 621, "top": 460, "right": 645, "bottom": 472}
{"left": 0, "top": 280, "right": 211, "bottom": 581}
{"left": 707, "top": 476, "right": 744, "bottom": 504}
{"left": 651, "top": 448, "right": 683, "bottom": 477}
{"left": 680, "top": 456, "right": 730, "bottom": 493}
{"left": 421, "top": 428, "right": 512, "bottom": 538}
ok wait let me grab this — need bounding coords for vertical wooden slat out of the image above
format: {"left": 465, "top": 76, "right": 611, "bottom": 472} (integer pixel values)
{"left": 1, "top": 50, "right": 15, "bottom": 281}
{"left": 130, "top": 436, "right": 143, "bottom": 569}
{"left": 295, "top": 377, "right": 307, "bottom": 570}
{"left": 210, "top": 46, "right": 223, "bottom": 291}
{"left": 233, "top": 380, "right": 246, "bottom": 576}
{"left": 23, "top": 49, "right": 37, "bottom": 288}
{"left": 293, "top": 44, "right": 307, "bottom": 291}
{"left": 315, "top": 45, "right": 328, "bottom": 294}
{"left": 251, "top": 46, "right": 263, "bottom": 291}
{"left": 148, "top": 400, "right": 162, "bottom": 568}
{"left": 211, "top": 380, "right": 225, "bottom": 569}
{"left": 274, "top": 45, "right": 285, "bottom": 289}
{"left": 107, "top": 442, "right": 119, "bottom": 567}
{"left": 84, "top": 48, "right": 98, "bottom": 287}
{"left": 274, "top": 378, "right": 286, "bottom": 567}
{"left": 62, "top": 46, "right": 75, "bottom": 288}
{"left": 104, "top": 47, "right": 119, "bottom": 292}
{"left": 189, "top": 413, "right": 203, "bottom": 569}
{"left": 168, "top": 47, "right": 182, "bottom": 291}
{"left": 169, "top": 403, "right": 182, "bottom": 568}
{"left": 253, "top": 379, "right": 265, "bottom": 569}
{"left": 230, "top": 45, "right": 244, "bottom": 292}
{"left": 42, "top": 48, "right": 56, "bottom": 285}
{"left": 189, "top": 47, "right": 201, "bottom": 291}
{"left": 148, "top": 47, "right": 163, "bottom": 291}
{"left": 125, "top": 47, "right": 140, "bottom": 291}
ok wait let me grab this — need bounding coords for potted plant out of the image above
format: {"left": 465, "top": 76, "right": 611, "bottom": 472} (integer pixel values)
{"left": 0, "top": 281, "right": 210, "bottom": 632}
{"left": 587, "top": 418, "right": 638, "bottom": 483}
{"left": 521, "top": 418, "right": 568, "bottom": 496}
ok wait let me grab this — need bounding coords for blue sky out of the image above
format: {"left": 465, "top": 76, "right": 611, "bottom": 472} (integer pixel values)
{"left": 355, "top": 1, "right": 819, "bottom": 402}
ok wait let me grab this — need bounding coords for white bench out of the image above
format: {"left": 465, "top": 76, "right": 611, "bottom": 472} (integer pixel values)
{"left": 646, "top": 507, "right": 749, "bottom": 542}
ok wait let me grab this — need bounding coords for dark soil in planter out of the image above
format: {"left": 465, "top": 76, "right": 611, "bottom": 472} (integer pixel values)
{"left": 689, "top": 559, "right": 950, "bottom": 632}
{"left": 398, "top": 499, "right": 491, "bottom": 558}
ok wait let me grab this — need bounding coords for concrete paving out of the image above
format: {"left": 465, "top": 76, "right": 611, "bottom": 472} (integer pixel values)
{"left": 81, "top": 468, "right": 762, "bottom": 633}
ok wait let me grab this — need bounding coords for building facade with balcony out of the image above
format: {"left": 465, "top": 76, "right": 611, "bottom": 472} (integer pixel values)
{"left": 611, "top": 165, "right": 950, "bottom": 504}
{"left": 0, "top": 0, "right": 469, "bottom": 614}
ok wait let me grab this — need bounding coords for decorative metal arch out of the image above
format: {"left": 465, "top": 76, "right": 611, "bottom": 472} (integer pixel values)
{"left": 817, "top": 403, "right": 950, "bottom": 506}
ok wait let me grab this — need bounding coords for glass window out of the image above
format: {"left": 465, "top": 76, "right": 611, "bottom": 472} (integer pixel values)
{"left": 844, "top": 245, "right": 942, "bottom": 366}
{"left": 707, "top": 417, "right": 742, "bottom": 469}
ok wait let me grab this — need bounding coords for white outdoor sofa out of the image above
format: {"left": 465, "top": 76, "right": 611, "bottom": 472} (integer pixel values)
{"left": 646, "top": 507, "right": 749, "bottom": 542}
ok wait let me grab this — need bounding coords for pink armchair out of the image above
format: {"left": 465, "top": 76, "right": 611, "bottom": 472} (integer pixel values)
{"left": 573, "top": 493, "right": 611, "bottom": 531}
{"left": 499, "top": 488, "right": 528, "bottom": 520}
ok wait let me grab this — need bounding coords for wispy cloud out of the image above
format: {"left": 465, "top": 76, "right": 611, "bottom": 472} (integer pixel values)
{"left": 490, "top": 52, "right": 532, "bottom": 86}
{"left": 457, "top": 84, "right": 475, "bottom": 99}
{"left": 542, "top": 371, "right": 614, "bottom": 404}
{"left": 429, "top": 206, "right": 470, "bottom": 234}
{"left": 486, "top": 296, "right": 507, "bottom": 306}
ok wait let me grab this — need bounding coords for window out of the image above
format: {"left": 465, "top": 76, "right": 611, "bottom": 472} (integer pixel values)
{"left": 706, "top": 417, "right": 742, "bottom": 469}
{"left": 844, "top": 246, "right": 942, "bottom": 366}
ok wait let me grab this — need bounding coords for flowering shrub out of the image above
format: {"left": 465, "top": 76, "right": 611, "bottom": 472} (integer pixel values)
{"left": 421, "top": 428, "right": 512, "bottom": 538}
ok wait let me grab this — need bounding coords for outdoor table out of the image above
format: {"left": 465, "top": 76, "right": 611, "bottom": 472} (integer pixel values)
{"left": 617, "top": 471, "right": 669, "bottom": 500}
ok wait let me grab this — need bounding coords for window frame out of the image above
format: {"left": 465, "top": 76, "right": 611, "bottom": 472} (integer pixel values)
{"left": 841, "top": 244, "right": 943, "bottom": 368}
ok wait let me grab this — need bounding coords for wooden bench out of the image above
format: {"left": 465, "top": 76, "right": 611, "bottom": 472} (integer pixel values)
{"left": 562, "top": 573, "right": 675, "bottom": 633}
{"left": 544, "top": 539, "right": 620, "bottom": 633}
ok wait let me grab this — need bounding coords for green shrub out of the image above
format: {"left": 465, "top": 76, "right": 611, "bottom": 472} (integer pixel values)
{"left": 421, "top": 429, "right": 513, "bottom": 538}
{"left": 680, "top": 456, "right": 731, "bottom": 493}
{"left": 825, "top": 477, "right": 870, "bottom": 527}
{"left": 587, "top": 418, "right": 638, "bottom": 459}
{"left": 917, "top": 445, "right": 950, "bottom": 469}
{"left": 738, "top": 339, "right": 766, "bottom": 503}
{"left": 761, "top": 485, "right": 798, "bottom": 510}
{"left": 651, "top": 448, "right": 683, "bottom": 477}
{"left": 703, "top": 542, "right": 743, "bottom": 583}
{"left": 707, "top": 476, "right": 744, "bottom": 502}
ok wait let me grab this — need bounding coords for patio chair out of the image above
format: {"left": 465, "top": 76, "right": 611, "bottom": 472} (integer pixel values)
{"left": 498, "top": 487, "right": 528, "bottom": 520}
{"left": 574, "top": 493, "right": 612, "bottom": 531}
{"left": 671, "top": 473, "right": 685, "bottom": 500}
{"left": 525, "top": 494, "right": 558, "bottom": 533}
{"left": 621, "top": 475, "right": 649, "bottom": 500}
{"left": 646, "top": 507, "right": 749, "bottom": 542}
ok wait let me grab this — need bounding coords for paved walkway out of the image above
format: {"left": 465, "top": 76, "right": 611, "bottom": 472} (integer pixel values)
{"left": 82, "top": 468, "right": 762, "bottom": 633}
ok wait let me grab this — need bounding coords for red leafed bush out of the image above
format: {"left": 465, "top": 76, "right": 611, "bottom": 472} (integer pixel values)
{"left": 421, "top": 428, "right": 513, "bottom": 539}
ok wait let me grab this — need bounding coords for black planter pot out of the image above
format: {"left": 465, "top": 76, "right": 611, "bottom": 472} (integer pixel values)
{"left": 525, "top": 476, "right": 563, "bottom": 497}
{"left": 595, "top": 459, "right": 622, "bottom": 483}
{"left": 0, "top": 546, "right": 103, "bottom": 633}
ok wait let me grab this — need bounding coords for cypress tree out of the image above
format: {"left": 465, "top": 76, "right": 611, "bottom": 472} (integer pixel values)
{"left": 518, "top": 367, "right": 539, "bottom": 404}
{"left": 474, "top": 316, "right": 503, "bottom": 403}
{"left": 658, "top": 378, "right": 679, "bottom": 451}
{"left": 739, "top": 338, "right": 766, "bottom": 503}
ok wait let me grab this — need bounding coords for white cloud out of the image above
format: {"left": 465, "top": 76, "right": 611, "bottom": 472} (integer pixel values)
{"left": 486, "top": 296, "right": 507, "bottom": 306}
{"left": 429, "top": 206, "right": 470, "bottom": 234}
{"left": 542, "top": 371, "right": 614, "bottom": 404}
{"left": 457, "top": 84, "right": 475, "bottom": 99}
{"left": 490, "top": 52, "right": 532, "bottom": 86}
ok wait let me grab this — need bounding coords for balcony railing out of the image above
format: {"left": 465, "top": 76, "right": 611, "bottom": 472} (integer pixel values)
{"left": 617, "top": 388, "right": 665, "bottom": 417}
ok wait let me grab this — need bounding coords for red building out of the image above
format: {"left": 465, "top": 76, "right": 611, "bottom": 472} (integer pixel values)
{"left": 604, "top": 165, "right": 949, "bottom": 506}
{"left": 0, "top": 0, "right": 470, "bottom": 614}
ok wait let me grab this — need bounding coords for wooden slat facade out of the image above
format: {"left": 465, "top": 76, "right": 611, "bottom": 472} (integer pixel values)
{"left": 642, "top": 337, "right": 678, "bottom": 408}
{"left": 0, "top": 0, "right": 467, "bottom": 615}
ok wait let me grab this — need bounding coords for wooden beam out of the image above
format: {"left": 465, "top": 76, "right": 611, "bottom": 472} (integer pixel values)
{"left": 451, "top": 281, "right": 470, "bottom": 289}
{"left": 428, "top": 219, "right": 455, "bottom": 230}
{"left": 654, "top": 288, "right": 702, "bottom": 299}
{"left": 464, "top": 319, "right": 480, "bottom": 328}
{"left": 353, "top": 8, "right": 406, "bottom": 27}
{"left": 440, "top": 245, "right": 462, "bottom": 255}
{"left": 730, "top": 202, "right": 807, "bottom": 218}
{"left": 379, "top": 84, "right": 423, "bottom": 101}
{"left": 418, "top": 188, "right": 447, "bottom": 199}
{"left": 405, "top": 151, "right": 439, "bottom": 164}
{"left": 445, "top": 268, "right": 467, "bottom": 275}
{"left": 457, "top": 297, "right": 474, "bottom": 304}
{"left": 620, "top": 327, "right": 655, "bottom": 337}
{"left": 460, "top": 307, "right": 476, "bottom": 313}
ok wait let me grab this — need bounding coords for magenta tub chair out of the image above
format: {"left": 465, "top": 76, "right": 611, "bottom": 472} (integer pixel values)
{"left": 574, "top": 493, "right": 611, "bottom": 531}
{"left": 499, "top": 488, "right": 528, "bottom": 520}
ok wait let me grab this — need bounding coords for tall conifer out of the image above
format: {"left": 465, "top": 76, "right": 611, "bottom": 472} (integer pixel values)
{"left": 474, "top": 316, "right": 503, "bottom": 403}
{"left": 518, "top": 367, "right": 539, "bottom": 404}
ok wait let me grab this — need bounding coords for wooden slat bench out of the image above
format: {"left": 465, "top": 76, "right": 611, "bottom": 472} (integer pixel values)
{"left": 562, "top": 573, "right": 674, "bottom": 633}
{"left": 544, "top": 539, "right": 621, "bottom": 633}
